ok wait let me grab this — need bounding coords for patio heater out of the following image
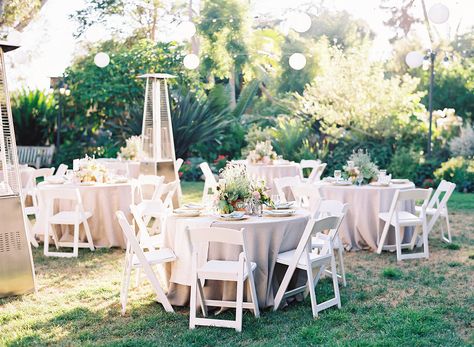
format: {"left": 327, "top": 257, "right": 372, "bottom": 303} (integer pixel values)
{"left": 0, "top": 41, "right": 36, "bottom": 298}
{"left": 138, "top": 73, "right": 180, "bottom": 206}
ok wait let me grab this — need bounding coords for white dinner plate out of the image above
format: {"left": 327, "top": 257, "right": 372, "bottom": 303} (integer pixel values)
{"left": 184, "top": 203, "right": 205, "bottom": 210}
{"left": 173, "top": 209, "right": 201, "bottom": 217}
{"left": 263, "top": 209, "right": 296, "bottom": 217}
{"left": 369, "top": 182, "right": 390, "bottom": 187}
{"left": 391, "top": 179, "right": 410, "bottom": 184}
{"left": 332, "top": 181, "right": 352, "bottom": 186}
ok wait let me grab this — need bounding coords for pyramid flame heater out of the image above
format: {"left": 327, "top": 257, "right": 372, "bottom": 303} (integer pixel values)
{"left": 0, "top": 41, "right": 36, "bottom": 298}
{"left": 138, "top": 73, "right": 180, "bottom": 206}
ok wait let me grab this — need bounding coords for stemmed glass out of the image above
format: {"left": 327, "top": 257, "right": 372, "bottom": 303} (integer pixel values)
{"left": 357, "top": 173, "right": 364, "bottom": 186}
{"left": 334, "top": 170, "right": 342, "bottom": 182}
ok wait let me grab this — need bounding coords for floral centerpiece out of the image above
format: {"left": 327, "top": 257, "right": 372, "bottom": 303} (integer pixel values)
{"left": 75, "top": 155, "right": 109, "bottom": 183}
{"left": 343, "top": 149, "right": 379, "bottom": 184}
{"left": 118, "top": 135, "right": 142, "bottom": 161}
{"left": 216, "top": 163, "right": 252, "bottom": 214}
{"left": 247, "top": 140, "right": 277, "bottom": 165}
{"left": 216, "top": 163, "right": 273, "bottom": 214}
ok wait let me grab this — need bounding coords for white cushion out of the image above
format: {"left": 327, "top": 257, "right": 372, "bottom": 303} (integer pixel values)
{"left": 49, "top": 211, "right": 92, "bottom": 224}
{"left": 276, "top": 249, "right": 332, "bottom": 269}
{"left": 379, "top": 211, "right": 423, "bottom": 226}
{"left": 197, "top": 260, "right": 257, "bottom": 281}
{"left": 132, "top": 247, "right": 176, "bottom": 266}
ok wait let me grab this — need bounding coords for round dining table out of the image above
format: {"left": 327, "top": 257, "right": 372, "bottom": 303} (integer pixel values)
{"left": 317, "top": 181, "right": 415, "bottom": 251}
{"left": 163, "top": 210, "right": 310, "bottom": 308}
{"left": 246, "top": 162, "right": 301, "bottom": 195}
{"left": 34, "top": 181, "right": 134, "bottom": 248}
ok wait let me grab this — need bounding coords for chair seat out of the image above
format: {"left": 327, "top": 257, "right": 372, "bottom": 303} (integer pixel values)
{"left": 276, "top": 249, "right": 332, "bottom": 270}
{"left": 197, "top": 260, "right": 257, "bottom": 281}
{"left": 379, "top": 211, "right": 423, "bottom": 226}
{"left": 132, "top": 247, "right": 176, "bottom": 267}
{"left": 24, "top": 206, "right": 37, "bottom": 216}
{"left": 311, "top": 232, "right": 341, "bottom": 249}
{"left": 49, "top": 211, "right": 92, "bottom": 224}
{"left": 415, "top": 206, "right": 447, "bottom": 216}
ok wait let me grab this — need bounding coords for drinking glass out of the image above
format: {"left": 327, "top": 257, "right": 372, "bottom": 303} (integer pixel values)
{"left": 334, "top": 170, "right": 342, "bottom": 182}
{"left": 357, "top": 174, "right": 364, "bottom": 186}
{"left": 65, "top": 169, "right": 74, "bottom": 181}
{"left": 271, "top": 194, "right": 280, "bottom": 206}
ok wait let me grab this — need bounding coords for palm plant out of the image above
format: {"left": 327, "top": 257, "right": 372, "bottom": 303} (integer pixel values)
{"left": 11, "top": 89, "right": 56, "bottom": 145}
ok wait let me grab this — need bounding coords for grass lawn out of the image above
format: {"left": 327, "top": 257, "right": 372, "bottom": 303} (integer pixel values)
{"left": 1, "top": 182, "right": 473, "bottom": 346}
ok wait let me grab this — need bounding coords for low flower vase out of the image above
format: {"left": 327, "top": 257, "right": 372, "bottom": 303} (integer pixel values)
{"left": 231, "top": 199, "right": 247, "bottom": 212}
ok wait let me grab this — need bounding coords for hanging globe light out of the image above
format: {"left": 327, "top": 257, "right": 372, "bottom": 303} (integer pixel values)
{"left": 183, "top": 53, "right": 200, "bottom": 69}
{"left": 287, "top": 12, "right": 312, "bottom": 33}
{"left": 94, "top": 52, "right": 110, "bottom": 68}
{"left": 176, "top": 21, "right": 196, "bottom": 39}
{"left": 428, "top": 3, "right": 450, "bottom": 24}
{"left": 289, "top": 53, "right": 306, "bottom": 70}
{"left": 405, "top": 51, "right": 424, "bottom": 68}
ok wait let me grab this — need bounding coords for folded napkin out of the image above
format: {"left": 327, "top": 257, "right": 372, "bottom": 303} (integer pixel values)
{"left": 220, "top": 211, "right": 245, "bottom": 219}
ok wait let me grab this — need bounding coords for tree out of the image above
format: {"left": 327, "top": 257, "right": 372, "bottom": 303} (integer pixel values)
{"left": 0, "top": 0, "right": 48, "bottom": 33}
{"left": 380, "top": 0, "right": 421, "bottom": 43}
{"left": 198, "top": 0, "right": 249, "bottom": 107}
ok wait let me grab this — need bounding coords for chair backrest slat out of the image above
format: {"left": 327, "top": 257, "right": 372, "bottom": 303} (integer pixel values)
{"left": 274, "top": 176, "right": 301, "bottom": 202}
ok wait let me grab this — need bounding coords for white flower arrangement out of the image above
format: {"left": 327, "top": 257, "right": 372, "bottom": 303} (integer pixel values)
{"left": 343, "top": 149, "right": 379, "bottom": 183}
{"left": 247, "top": 140, "right": 278, "bottom": 164}
{"left": 118, "top": 135, "right": 143, "bottom": 161}
{"left": 75, "top": 155, "right": 109, "bottom": 183}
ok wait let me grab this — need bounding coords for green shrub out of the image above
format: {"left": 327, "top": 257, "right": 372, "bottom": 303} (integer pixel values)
{"left": 434, "top": 156, "right": 474, "bottom": 192}
{"left": 179, "top": 157, "right": 205, "bottom": 182}
{"left": 388, "top": 147, "right": 421, "bottom": 182}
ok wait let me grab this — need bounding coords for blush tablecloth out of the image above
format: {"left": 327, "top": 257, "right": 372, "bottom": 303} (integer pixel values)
{"left": 317, "top": 182, "right": 415, "bottom": 251}
{"left": 163, "top": 211, "right": 310, "bottom": 308}
{"left": 246, "top": 163, "right": 301, "bottom": 195}
{"left": 34, "top": 182, "right": 134, "bottom": 248}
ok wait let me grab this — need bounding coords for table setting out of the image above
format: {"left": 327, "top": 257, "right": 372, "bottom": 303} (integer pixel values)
{"left": 316, "top": 149, "right": 415, "bottom": 250}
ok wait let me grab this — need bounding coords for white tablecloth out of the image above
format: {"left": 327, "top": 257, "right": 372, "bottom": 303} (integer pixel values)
{"left": 34, "top": 182, "right": 134, "bottom": 248}
{"left": 247, "top": 163, "right": 301, "bottom": 195}
{"left": 317, "top": 182, "right": 415, "bottom": 251}
{"left": 163, "top": 211, "right": 310, "bottom": 308}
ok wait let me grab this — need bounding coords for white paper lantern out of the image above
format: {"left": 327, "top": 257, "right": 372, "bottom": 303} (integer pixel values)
{"left": 177, "top": 21, "right": 196, "bottom": 39}
{"left": 287, "top": 12, "right": 312, "bottom": 33}
{"left": 94, "top": 52, "right": 110, "bottom": 68}
{"left": 183, "top": 53, "right": 199, "bottom": 69}
{"left": 405, "top": 51, "right": 424, "bottom": 68}
{"left": 428, "top": 3, "right": 450, "bottom": 24}
{"left": 289, "top": 53, "right": 306, "bottom": 70}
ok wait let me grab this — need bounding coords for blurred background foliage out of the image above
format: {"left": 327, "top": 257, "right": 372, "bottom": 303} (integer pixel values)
{"left": 8, "top": 0, "right": 474, "bottom": 190}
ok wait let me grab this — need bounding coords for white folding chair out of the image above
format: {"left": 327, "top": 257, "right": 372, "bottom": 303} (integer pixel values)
{"left": 136, "top": 174, "right": 165, "bottom": 201}
{"left": 415, "top": 180, "right": 456, "bottom": 243}
{"left": 308, "top": 163, "right": 327, "bottom": 184}
{"left": 312, "top": 201, "right": 349, "bottom": 286}
{"left": 377, "top": 188, "right": 433, "bottom": 261}
{"left": 274, "top": 176, "right": 301, "bottom": 202}
{"left": 157, "top": 180, "right": 179, "bottom": 211}
{"left": 290, "top": 184, "right": 323, "bottom": 213}
{"left": 273, "top": 216, "right": 342, "bottom": 318}
{"left": 39, "top": 187, "right": 94, "bottom": 258}
{"left": 299, "top": 159, "right": 321, "bottom": 182}
{"left": 54, "top": 164, "right": 68, "bottom": 177}
{"left": 116, "top": 211, "right": 176, "bottom": 315}
{"left": 199, "top": 162, "right": 218, "bottom": 205}
{"left": 175, "top": 158, "right": 184, "bottom": 171}
{"left": 188, "top": 226, "right": 259, "bottom": 332}
{"left": 23, "top": 167, "right": 55, "bottom": 247}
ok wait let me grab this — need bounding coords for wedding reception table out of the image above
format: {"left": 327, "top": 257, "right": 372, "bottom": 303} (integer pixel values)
{"left": 74, "top": 158, "right": 141, "bottom": 179}
{"left": 317, "top": 181, "right": 415, "bottom": 251}
{"left": 34, "top": 182, "right": 134, "bottom": 248}
{"left": 163, "top": 210, "right": 310, "bottom": 308}
{"left": 247, "top": 162, "right": 301, "bottom": 195}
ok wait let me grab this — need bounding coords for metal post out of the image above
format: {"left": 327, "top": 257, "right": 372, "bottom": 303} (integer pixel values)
{"left": 427, "top": 51, "right": 436, "bottom": 158}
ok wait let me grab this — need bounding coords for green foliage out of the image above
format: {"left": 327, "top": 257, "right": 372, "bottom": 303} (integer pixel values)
{"left": 434, "top": 157, "right": 474, "bottom": 192}
{"left": 388, "top": 147, "right": 422, "bottom": 182}
{"left": 171, "top": 88, "right": 231, "bottom": 159}
{"left": 11, "top": 89, "right": 56, "bottom": 146}
{"left": 179, "top": 157, "right": 205, "bottom": 181}
{"left": 269, "top": 116, "right": 309, "bottom": 162}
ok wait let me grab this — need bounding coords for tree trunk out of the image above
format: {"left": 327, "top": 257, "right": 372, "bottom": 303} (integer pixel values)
{"left": 229, "top": 66, "right": 237, "bottom": 109}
